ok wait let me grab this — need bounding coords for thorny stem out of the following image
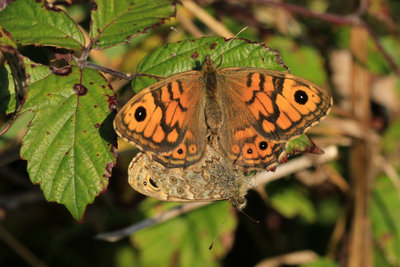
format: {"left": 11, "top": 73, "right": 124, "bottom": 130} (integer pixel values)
{"left": 76, "top": 41, "right": 166, "bottom": 81}
{"left": 84, "top": 61, "right": 136, "bottom": 80}
{"left": 75, "top": 39, "right": 172, "bottom": 81}
{"left": 76, "top": 60, "right": 168, "bottom": 81}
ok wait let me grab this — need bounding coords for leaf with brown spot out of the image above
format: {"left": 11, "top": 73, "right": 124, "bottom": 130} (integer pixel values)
{"left": 90, "top": 0, "right": 177, "bottom": 49}
{"left": 20, "top": 67, "right": 117, "bottom": 220}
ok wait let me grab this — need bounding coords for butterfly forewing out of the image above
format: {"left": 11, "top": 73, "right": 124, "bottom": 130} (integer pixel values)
{"left": 217, "top": 68, "right": 332, "bottom": 169}
{"left": 114, "top": 71, "right": 208, "bottom": 167}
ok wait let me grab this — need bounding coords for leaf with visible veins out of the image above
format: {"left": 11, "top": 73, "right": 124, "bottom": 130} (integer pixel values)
{"left": 90, "top": 0, "right": 177, "bottom": 49}
{"left": 20, "top": 64, "right": 117, "bottom": 220}
{"left": 0, "top": 0, "right": 85, "bottom": 49}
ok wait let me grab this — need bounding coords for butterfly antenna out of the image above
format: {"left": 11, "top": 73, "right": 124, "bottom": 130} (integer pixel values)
{"left": 209, "top": 207, "right": 232, "bottom": 250}
{"left": 234, "top": 26, "right": 248, "bottom": 38}
{"left": 245, "top": 179, "right": 257, "bottom": 189}
{"left": 214, "top": 26, "right": 249, "bottom": 63}
{"left": 225, "top": 26, "right": 249, "bottom": 46}
{"left": 223, "top": 26, "right": 249, "bottom": 50}
{"left": 238, "top": 208, "right": 260, "bottom": 224}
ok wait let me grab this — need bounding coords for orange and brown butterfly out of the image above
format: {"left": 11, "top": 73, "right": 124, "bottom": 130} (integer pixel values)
{"left": 113, "top": 37, "right": 332, "bottom": 204}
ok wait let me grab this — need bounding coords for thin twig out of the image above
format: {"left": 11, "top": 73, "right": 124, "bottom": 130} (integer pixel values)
{"left": 79, "top": 61, "right": 136, "bottom": 81}
{"left": 362, "top": 23, "right": 400, "bottom": 76}
{"left": 327, "top": 210, "right": 347, "bottom": 260}
{"left": 95, "top": 202, "right": 208, "bottom": 242}
{"left": 96, "top": 145, "right": 338, "bottom": 242}
{"left": 77, "top": 61, "right": 167, "bottom": 82}
{"left": 324, "top": 164, "right": 350, "bottom": 194}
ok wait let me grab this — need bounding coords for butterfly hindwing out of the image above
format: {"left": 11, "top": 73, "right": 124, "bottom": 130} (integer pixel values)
{"left": 129, "top": 148, "right": 249, "bottom": 203}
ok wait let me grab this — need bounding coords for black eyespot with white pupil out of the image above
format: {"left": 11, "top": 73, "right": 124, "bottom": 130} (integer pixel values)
{"left": 294, "top": 90, "right": 308, "bottom": 105}
{"left": 134, "top": 106, "right": 147, "bottom": 122}
{"left": 177, "top": 148, "right": 183, "bottom": 154}
{"left": 247, "top": 148, "right": 253, "bottom": 154}
{"left": 259, "top": 141, "right": 268, "bottom": 150}
{"left": 149, "top": 178, "right": 158, "bottom": 188}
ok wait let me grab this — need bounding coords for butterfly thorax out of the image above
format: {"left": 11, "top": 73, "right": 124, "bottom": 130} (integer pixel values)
{"left": 202, "top": 55, "right": 217, "bottom": 75}
{"left": 202, "top": 55, "right": 223, "bottom": 131}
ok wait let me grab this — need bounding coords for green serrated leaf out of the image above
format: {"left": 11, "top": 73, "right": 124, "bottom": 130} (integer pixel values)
{"left": 20, "top": 67, "right": 116, "bottom": 220}
{"left": 370, "top": 175, "right": 400, "bottom": 265}
{"left": 133, "top": 36, "right": 287, "bottom": 93}
{"left": 0, "top": 0, "right": 85, "bottom": 49}
{"left": 133, "top": 199, "right": 235, "bottom": 267}
{"left": 90, "top": 0, "right": 176, "bottom": 49}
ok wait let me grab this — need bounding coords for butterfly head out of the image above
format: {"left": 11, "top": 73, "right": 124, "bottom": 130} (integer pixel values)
{"left": 229, "top": 196, "right": 247, "bottom": 210}
{"left": 202, "top": 55, "right": 217, "bottom": 73}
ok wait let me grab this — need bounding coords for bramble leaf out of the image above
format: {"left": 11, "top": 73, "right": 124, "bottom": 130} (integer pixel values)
{"left": 20, "top": 65, "right": 117, "bottom": 220}
{"left": 0, "top": 0, "right": 85, "bottom": 49}
{"left": 133, "top": 36, "right": 288, "bottom": 93}
{"left": 90, "top": 0, "right": 177, "bottom": 49}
